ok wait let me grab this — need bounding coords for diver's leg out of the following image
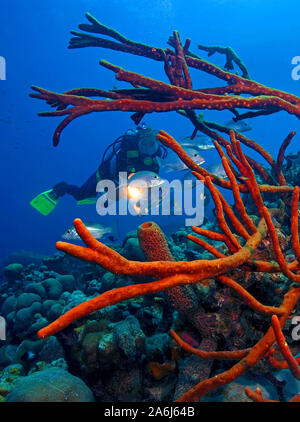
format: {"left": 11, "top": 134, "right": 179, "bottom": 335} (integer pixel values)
{"left": 52, "top": 172, "right": 98, "bottom": 201}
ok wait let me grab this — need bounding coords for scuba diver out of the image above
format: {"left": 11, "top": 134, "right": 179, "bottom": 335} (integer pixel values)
{"left": 30, "top": 125, "right": 168, "bottom": 215}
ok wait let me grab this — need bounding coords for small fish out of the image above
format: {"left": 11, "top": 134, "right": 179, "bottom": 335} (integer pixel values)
{"left": 162, "top": 148, "right": 205, "bottom": 173}
{"left": 62, "top": 222, "right": 119, "bottom": 242}
{"left": 180, "top": 135, "right": 215, "bottom": 151}
{"left": 206, "top": 163, "right": 228, "bottom": 179}
{"left": 126, "top": 171, "right": 165, "bottom": 189}
{"left": 99, "top": 171, "right": 165, "bottom": 206}
{"left": 224, "top": 120, "right": 252, "bottom": 133}
{"left": 126, "top": 172, "right": 168, "bottom": 215}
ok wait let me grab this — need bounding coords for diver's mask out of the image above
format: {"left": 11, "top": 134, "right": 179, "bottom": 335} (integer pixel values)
{"left": 137, "top": 125, "right": 160, "bottom": 156}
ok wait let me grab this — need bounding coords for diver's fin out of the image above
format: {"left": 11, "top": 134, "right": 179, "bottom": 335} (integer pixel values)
{"left": 30, "top": 189, "right": 59, "bottom": 216}
{"left": 77, "top": 197, "right": 97, "bottom": 205}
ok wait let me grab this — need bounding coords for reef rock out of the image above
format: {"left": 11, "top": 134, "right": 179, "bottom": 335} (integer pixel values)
{"left": 6, "top": 368, "right": 94, "bottom": 402}
{"left": 4, "top": 264, "right": 23, "bottom": 282}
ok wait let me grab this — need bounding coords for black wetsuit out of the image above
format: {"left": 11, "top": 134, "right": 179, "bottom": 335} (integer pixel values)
{"left": 52, "top": 132, "right": 164, "bottom": 201}
{"left": 52, "top": 171, "right": 100, "bottom": 201}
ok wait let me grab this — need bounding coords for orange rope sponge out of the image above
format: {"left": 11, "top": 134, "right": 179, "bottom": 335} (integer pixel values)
{"left": 35, "top": 128, "right": 299, "bottom": 403}
{"left": 38, "top": 218, "right": 266, "bottom": 339}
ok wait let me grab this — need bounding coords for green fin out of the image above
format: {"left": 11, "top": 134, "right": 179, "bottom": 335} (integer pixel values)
{"left": 77, "top": 197, "right": 97, "bottom": 205}
{"left": 30, "top": 189, "right": 58, "bottom": 216}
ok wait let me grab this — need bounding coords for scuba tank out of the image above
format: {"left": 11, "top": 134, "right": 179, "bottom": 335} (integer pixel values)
{"left": 98, "top": 125, "right": 168, "bottom": 181}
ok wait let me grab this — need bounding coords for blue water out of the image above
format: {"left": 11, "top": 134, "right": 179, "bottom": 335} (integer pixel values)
{"left": 0, "top": 0, "right": 299, "bottom": 262}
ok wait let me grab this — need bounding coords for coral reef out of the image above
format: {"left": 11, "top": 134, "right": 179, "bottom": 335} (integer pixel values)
{"left": 0, "top": 235, "right": 184, "bottom": 401}
{"left": 35, "top": 130, "right": 300, "bottom": 402}
{"left": 10, "top": 13, "right": 299, "bottom": 402}
{"left": 5, "top": 368, "right": 94, "bottom": 402}
{"left": 245, "top": 315, "right": 300, "bottom": 402}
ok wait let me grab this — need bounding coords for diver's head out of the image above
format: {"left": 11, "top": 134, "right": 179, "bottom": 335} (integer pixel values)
{"left": 124, "top": 123, "right": 159, "bottom": 155}
{"left": 137, "top": 126, "right": 159, "bottom": 155}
